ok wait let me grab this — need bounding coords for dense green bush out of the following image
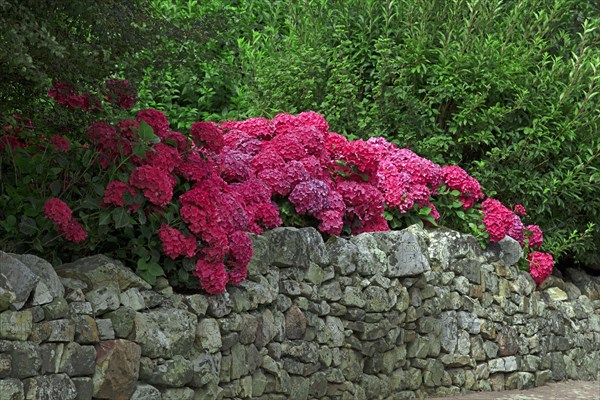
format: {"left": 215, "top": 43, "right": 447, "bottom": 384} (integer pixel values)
{"left": 228, "top": 0, "right": 599, "bottom": 266}
{"left": 0, "top": 0, "right": 221, "bottom": 119}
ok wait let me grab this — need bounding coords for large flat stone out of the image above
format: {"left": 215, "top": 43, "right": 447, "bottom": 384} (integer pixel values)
{"left": 0, "top": 251, "right": 39, "bottom": 310}
{"left": 55, "top": 255, "right": 151, "bottom": 291}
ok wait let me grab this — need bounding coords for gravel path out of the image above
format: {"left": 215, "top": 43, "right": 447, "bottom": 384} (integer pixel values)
{"left": 431, "top": 380, "right": 600, "bottom": 400}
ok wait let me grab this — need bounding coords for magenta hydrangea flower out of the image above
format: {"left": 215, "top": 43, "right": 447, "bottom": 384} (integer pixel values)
{"left": 129, "top": 165, "right": 173, "bottom": 207}
{"left": 528, "top": 251, "right": 554, "bottom": 286}
{"left": 136, "top": 109, "right": 170, "bottom": 135}
{"left": 194, "top": 259, "right": 228, "bottom": 294}
{"left": 481, "top": 198, "right": 515, "bottom": 242}
{"left": 158, "top": 224, "right": 198, "bottom": 259}
{"left": 441, "top": 165, "right": 484, "bottom": 209}
{"left": 289, "top": 179, "right": 330, "bottom": 215}
{"left": 525, "top": 225, "right": 543, "bottom": 248}
{"left": 190, "top": 121, "right": 225, "bottom": 153}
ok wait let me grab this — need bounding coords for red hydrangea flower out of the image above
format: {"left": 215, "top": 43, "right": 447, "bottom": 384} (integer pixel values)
{"left": 142, "top": 143, "right": 182, "bottom": 173}
{"left": 228, "top": 231, "right": 254, "bottom": 267}
{"left": 194, "top": 259, "right": 228, "bottom": 294}
{"left": 441, "top": 165, "right": 484, "bottom": 209}
{"left": 136, "top": 109, "right": 170, "bottom": 136}
{"left": 315, "top": 209, "right": 344, "bottom": 236}
{"left": 87, "top": 121, "right": 132, "bottom": 168}
{"left": 514, "top": 204, "right": 527, "bottom": 216}
{"left": 525, "top": 225, "right": 543, "bottom": 248}
{"left": 129, "top": 165, "right": 173, "bottom": 207}
{"left": 222, "top": 117, "right": 276, "bottom": 140}
{"left": 341, "top": 139, "right": 383, "bottom": 175}
{"left": 263, "top": 133, "right": 307, "bottom": 162}
{"left": 273, "top": 113, "right": 301, "bottom": 135}
{"left": 177, "top": 152, "right": 215, "bottom": 183}
{"left": 228, "top": 265, "right": 248, "bottom": 286}
{"left": 50, "top": 135, "right": 70, "bottom": 152}
{"left": 0, "top": 135, "right": 25, "bottom": 151}
{"left": 324, "top": 132, "right": 349, "bottom": 159}
{"left": 43, "top": 198, "right": 88, "bottom": 243}
{"left": 257, "top": 168, "right": 291, "bottom": 196}
{"left": 249, "top": 202, "right": 283, "bottom": 233}
{"left": 296, "top": 111, "right": 329, "bottom": 133}
{"left": 336, "top": 181, "right": 387, "bottom": 233}
{"left": 59, "top": 219, "right": 88, "bottom": 243}
{"left": 158, "top": 224, "right": 198, "bottom": 259}
{"left": 528, "top": 251, "right": 554, "bottom": 286}
{"left": 190, "top": 122, "right": 225, "bottom": 153}
{"left": 103, "top": 78, "right": 138, "bottom": 110}
{"left": 103, "top": 181, "right": 137, "bottom": 208}
{"left": 251, "top": 148, "right": 286, "bottom": 172}
{"left": 482, "top": 198, "right": 515, "bottom": 242}
{"left": 48, "top": 81, "right": 88, "bottom": 110}
{"left": 160, "top": 130, "right": 191, "bottom": 152}
{"left": 44, "top": 198, "right": 73, "bottom": 225}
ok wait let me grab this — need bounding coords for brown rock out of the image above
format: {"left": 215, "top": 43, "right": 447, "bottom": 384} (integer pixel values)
{"left": 73, "top": 315, "right": 100, "bottom": 344}
{"left": 285, "top": 306, "right": 307, "bottom": 340}
{"left": 93, "top": 339, "right": 141, "bottom": 400}
{"left": 496, "top": 326, "right": 519, "bottom": 356}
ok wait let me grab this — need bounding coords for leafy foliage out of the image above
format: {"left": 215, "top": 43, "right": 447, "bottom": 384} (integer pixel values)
{"left": 0, "top": 0, "right": 220, "bottom": 117}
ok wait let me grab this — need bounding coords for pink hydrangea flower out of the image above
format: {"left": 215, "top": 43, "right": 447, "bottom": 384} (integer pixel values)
{"left": 528, "top": 251, "right": 554, "bottom": 286}
{"left": 441, "top": 165, "right": 484, "bottom": 209}
{"left": 136, "top": 109, "right": 170, "bottom": 135}
{"left": 50, "top": 135, "right": 70, "bottom": 152}
{"left": 194, "top": 259, "right": 228, "bottom": 294}
{"left": 514, "top": 204, "right": 527, "bottom": 216}
{"left": 481, "top": 198, "right": 516, "bottom": 242}
{"left": 103, "top": 181, "right": 137, "bottom": 208}
{"left": 525, "top": 225, "right": 544, "bottom": 248}
{"left": 129, "top": 165, "right": 173, "bottom": 207}
{"left": 158, "top": 224, "right": 198, "bottom": 259}
{"left": 190, "top": 121, "right": 225, "bottom": 153}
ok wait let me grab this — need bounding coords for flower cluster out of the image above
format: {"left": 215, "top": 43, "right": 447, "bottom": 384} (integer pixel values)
{"left": 47, "top": 81, "right": 99, "bottom": 111}
{"left": 441, "top": 166, "right": 484, "bottom": 208}
{"left": 28, "top": 96, "right": 555, "bottom": 292}
{"left": 481, "top": 198, "right": 553, "bottom": 284}
{"left": 43, "top": 198, "right": 88, "bottom": 243}
{"left": 158, "top": 224, "right": 198, "bottom": 260}
{"left": 50, "top": 135, "right": 71, "bottom": 152}
{"left": 103, "top": 180, "right": 137, "bottom": 209}
{"left": 527, "top": 251, "right": 554, "bottom": 286}
{"left": 103, "top": 79, "right": 137, "bottom": 110}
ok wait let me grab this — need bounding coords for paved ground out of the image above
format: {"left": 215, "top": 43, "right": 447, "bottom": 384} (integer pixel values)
{"left": 432, "top": 380, "right": 600, "bottom": 400}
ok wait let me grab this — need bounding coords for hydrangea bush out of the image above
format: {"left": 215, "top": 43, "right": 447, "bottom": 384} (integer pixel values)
{"left": 0, "top": 83, "right": 558, "bottom": 293}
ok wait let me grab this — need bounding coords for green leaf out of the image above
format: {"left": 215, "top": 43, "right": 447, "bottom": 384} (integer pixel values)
{"left": 421, "top": 215, "right": 438, "bottom": 226}
{"left": 99, "top": 211, "right": 112, "bottom": 226}
{"left": 19, "top": 216, "right": 37, "bottom": 236}
{"left": 450, "top": 190, "right": 461, "bottom": 196}
{"left": 146, "top": 261, "right": 165, "bottom": 277}
{"left": 137, "top": 120, "right": 160, "bottom": 143}
{"left": 112, "top": 208, "right": 130, "bottom": 229}
{"left": 49, "top": 180, "right": 63, "bottom": 196}
{"left": 456, "top": 211, "right": 466, "bottom": 220}
{"left": 419, "top": 206, "right": 432, "bottom": 216}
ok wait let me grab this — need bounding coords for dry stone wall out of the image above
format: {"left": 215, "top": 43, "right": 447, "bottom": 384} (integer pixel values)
{"left": 0, "top": 225, "right": 599, "bottom": 400}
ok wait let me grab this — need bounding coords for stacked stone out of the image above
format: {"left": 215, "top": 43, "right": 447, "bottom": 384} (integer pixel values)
{"left": 1, "top": 224, "right": 599, "bottom": 400}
